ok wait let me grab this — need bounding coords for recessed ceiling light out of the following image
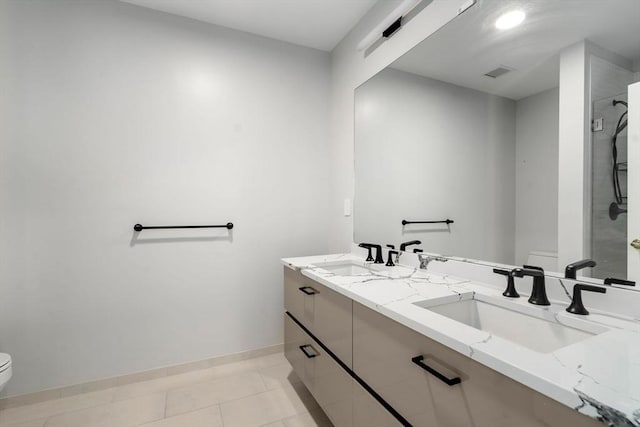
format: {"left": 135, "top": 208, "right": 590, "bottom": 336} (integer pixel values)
{"left": 495, "top": 10, "right": 525, "bottom": 30}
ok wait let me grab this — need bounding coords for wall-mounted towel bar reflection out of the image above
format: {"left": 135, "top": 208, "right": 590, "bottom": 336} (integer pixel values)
{"left": 402, "top": 219, "right": 454, "bottom": 226}
{"left": 133, "top": 223, "right": 233, "bottom": 232}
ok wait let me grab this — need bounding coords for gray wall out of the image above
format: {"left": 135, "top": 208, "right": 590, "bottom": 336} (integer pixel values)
{"left": 355, "top": 68, "right": 516, "bottom": 264}
{"left": 514, "top": 88, "right": 559, "bottom": 266}
{"left": 0, "top": 0, "right": 330, "bottom": 396}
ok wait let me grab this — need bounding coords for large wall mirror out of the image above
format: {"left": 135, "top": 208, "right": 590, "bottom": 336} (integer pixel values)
{"left": 355, "top": 0, "right": 640, "bottom": 284}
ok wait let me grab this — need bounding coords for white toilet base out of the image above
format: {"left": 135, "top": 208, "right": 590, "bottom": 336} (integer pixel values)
{"left": 0, "top": 365, "right": 12, "bottom": 393}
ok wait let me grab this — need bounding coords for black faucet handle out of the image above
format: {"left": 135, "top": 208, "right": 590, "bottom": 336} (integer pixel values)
{"left": 494, "top": 269, "right": 519, "bottom": 298}
{"left": 604, "top": 277, "right": 636, "bottom": 286}
{"left": 358, "top": 243, "right": 374, "bottom": 262}
{"left": 386, "top": 250, "right": 399, "bottom": 267}
{"left": 413, "top": 248, "right": 423, "bottom": 253}
{"left": 386, "top": 244, "right": 395, "bottom": 249}
{"left": 511, "top": 267, "right": 544, "bottom": 278}
{"left": 564, "top": 259, "right": 596, "bottom": 279}
{"left": 566, "top": 284, "right": 606, "bottom": 315}
{"left": 400, "top": 240, "right": 422, "bottom": 252}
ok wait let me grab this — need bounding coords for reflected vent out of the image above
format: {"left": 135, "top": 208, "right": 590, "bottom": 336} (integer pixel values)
{"left": 484, "top": 67, "right": 512, "bottom": 78}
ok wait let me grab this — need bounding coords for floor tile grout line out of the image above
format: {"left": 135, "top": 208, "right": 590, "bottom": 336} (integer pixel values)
{"left": 0, "top": 354, "right": 286, "bottom": 415}
{"left": 127, "top": 393, "right": 167, "bottom": 427}
{"left": 166, "top": 377, "right": 306, "bottom": 422}
{"left": 0, "top": 347, "right": 285, "bottom": 410}
{"left": 118, "top": 357, "right": 288, "bottom": 402}
{"left": 257, "top": 370, "right": 269, "bottom": 392}
{"left": 168, "top": 385, "right": 275, "bottom": 419}
{"left": 219, "top": 402, "right": 226, "bottom": 427}
{"left": 0, "top": 392, "right": 116, "bottom": 427}
{"left": 25, "top": 391, "right": 167, "bottom": 427}
{"left": 0, "top": 354, "right": 295, "bottom": 427}
{"left": 163, "top": 391, "right": 167, "bottom": 419}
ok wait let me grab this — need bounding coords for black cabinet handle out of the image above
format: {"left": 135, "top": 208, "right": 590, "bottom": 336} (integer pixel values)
{"left": 298, "top": 286, "right": 318, "bottom": 295}
{"left": 299, "top": 345, "right": 319, "bottom": 359}
{"left": 411, "top": 355, "right": 461, "bottom": 386}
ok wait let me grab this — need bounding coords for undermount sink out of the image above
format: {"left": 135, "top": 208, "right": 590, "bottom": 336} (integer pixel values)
{"left": 314, "top": 261, "right": 375, "bottom": 276}
{"left": 415, "top": 297, "right": 602, "bottom": 353}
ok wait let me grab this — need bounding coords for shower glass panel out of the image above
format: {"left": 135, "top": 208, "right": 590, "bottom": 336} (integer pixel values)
{"left": 591, "top": 93, "right": 628, "bottom": 279}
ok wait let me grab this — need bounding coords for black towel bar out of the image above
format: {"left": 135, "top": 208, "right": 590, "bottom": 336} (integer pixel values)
{"left": 402, "top": 219, "right": 453, "bottom": 226}
{"left": 133, "top": 223, "right": 233, "bottom": 232}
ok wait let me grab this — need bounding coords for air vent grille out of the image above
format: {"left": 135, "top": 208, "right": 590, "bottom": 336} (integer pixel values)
{"left": 484, "top": 67, "right": 512, "bottom": 78}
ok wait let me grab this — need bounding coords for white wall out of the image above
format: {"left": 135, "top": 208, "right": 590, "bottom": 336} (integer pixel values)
{"left": 0, "top": 0, "right": 330, "bottom": 397}
{"left": 355, "top": 68, "right": 516, "bottom": 263}
{"left": 328, "top": 0, "right": 469, "bottom": 251}
{"left": 514, "top": 87, "right": 559, "bottom": 267}
{"left": 557, "top": 41, "right": 589, "bottom": 271}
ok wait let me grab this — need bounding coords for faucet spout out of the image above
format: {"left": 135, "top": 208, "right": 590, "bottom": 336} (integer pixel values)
{"left": 417, "top": 254, "right": 448, "bottom": 270}
{"left": 396, "top": 240, "right": 422, "bottom": 264}
{"left": 564, "top": 259, "right": 596, "bottom": 279}
{"left": 399, "top": 240, "right": 421, "bottom": 252}
{"left": 511, "top": 266, "right": 550, "bottom": 306}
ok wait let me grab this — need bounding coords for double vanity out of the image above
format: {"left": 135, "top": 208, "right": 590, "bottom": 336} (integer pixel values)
{"left": 282, "top": 253, "right": 640, "bottom": 427}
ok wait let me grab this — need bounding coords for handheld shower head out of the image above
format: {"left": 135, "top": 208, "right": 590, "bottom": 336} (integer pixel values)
{"left": 609, "top": 202, "right": 627, "bottom": 220}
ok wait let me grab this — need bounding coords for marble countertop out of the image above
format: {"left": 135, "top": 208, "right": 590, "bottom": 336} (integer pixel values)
{"left": 281, "top": 253, "right": 640, "bottom": 426}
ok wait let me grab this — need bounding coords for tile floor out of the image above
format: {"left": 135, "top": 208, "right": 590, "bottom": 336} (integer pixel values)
{"left": 0, "top": 353, "right": 333, "bottom": 427}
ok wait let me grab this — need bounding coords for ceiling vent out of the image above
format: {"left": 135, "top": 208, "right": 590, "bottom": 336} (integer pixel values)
{"left": 484, "top": 67, "right": 512, "bottom": 78}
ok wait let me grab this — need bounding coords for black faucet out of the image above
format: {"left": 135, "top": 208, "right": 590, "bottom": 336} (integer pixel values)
{"left": 511, "top": 266, "right": 550, "bottom": 306}
{"left": 358, "top": 243, "right": 384, "bottom": 264}
{"left": 395, "top": 240, "right": 422, "bottom": 263}
{"left": 358, "top": 243, "right": 374, "bottom": 262}
{"left": 386, "top": 245, "right": 398, "bottom": 267}
{"left": 399, "top": 240, "right": 421, "bottom": 252}
{"left": 565, "top": 259, "right": 596, "bottom": 279}
{"left": 493, "top": 268, "right": 519, "bottom": 298}
{"left": 566, "top": 284, "right": 606, "bottom": 315}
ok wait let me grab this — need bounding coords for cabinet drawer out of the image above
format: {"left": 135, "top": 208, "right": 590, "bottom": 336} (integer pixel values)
{"left": 353, "top": 380, "right": 403, "bottom": 427}
{"left": 353, "top": 302, "right": 601, "bottom": 427}
{"left": 284, "top": 267, "right": 353, "bottom": 367}
{"left": 284, "top": 267, "right": 313, "bottom": 329}
{"left": 284, "top": 314, "right": 353, "bottom": 427}
{"left": 284, "top": 311, "right": 314, "bottom": 391}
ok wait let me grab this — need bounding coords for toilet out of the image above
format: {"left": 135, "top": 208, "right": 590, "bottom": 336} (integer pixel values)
{"left": 0, "top": 353, "right": 12, "bottom": 393}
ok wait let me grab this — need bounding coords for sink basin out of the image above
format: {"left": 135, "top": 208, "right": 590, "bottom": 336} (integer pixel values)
{"left": 314, "top": 261, "right": 374, "bottom": 276}
{"left": 415, "top": 298, "right": 600, "bottom": 353}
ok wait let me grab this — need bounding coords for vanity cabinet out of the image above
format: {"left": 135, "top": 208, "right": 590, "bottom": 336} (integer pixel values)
{"left": 284, "top": 314, "right": 353, "bottom": 426}
{"left": 284, "top": 267, "right": 353, "bottom": 367}
{"left": 284, "top": 268, "right": 600, "bottom": 427}
{"left": 352, "top": 302, "right": 601, "bottom": 427}
{"left": 284, "top": 313, "right": 401, "bottom": 427}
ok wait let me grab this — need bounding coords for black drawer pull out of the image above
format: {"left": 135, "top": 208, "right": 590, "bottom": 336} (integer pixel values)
{"left": 298, "top": 286, "right": 318, "bottom": 295}
{"left": 411, "top": 355, "right": 461, "bottom": 386}
{"left": 299, "top": 345, "right": 319, "bottom": 359}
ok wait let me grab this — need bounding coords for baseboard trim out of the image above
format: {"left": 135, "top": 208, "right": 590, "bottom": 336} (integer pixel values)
{"left": 0, "top": 343, "right": 283, "bottom": 410}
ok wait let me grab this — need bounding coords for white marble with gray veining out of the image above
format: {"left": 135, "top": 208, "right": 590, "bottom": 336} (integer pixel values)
{"left": 281, "top": 253, "right": 640, "bottom": 426}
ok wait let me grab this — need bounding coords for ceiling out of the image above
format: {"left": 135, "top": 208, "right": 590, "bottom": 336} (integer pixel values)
{"left": 120, "top": 0, "right": 379, "bottom": 51}
{"left": 391, "top": 0, "right": 640, "bottom": 100}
